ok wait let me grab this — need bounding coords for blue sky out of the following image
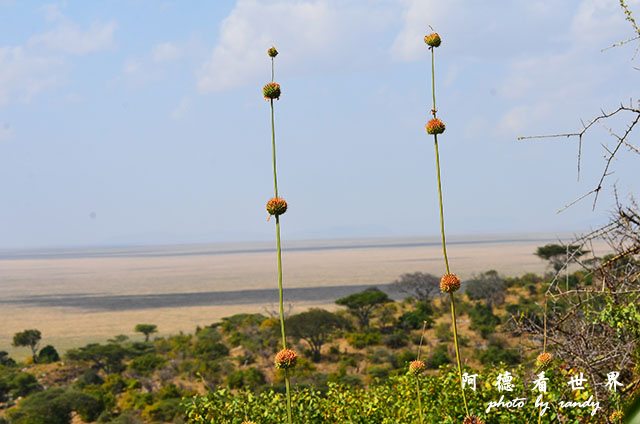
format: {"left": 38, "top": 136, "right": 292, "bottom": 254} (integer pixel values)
{"left": 0, "top": 0, "right": 638, "bottom": 249}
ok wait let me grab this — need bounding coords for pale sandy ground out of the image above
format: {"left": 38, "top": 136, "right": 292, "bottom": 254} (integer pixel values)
{"left": 0, "top": 235, "right": 610, "bottom": 360}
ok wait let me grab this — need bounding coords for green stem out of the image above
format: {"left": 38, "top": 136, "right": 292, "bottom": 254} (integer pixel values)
{"left": 270, "top": 80, "right": 292, "bottom": 424}
{"left": 434, "top": 135, "right": 450, "bottom": 274}
{"left": 416, "top": 378, "right": 424, "bottom": 424}
{"left": 276, "top": 216, "right": 286, "bottom": 350}
{"left": 431, "top": 48, "right": 437, "bottom": 114}
{"left": 450, "top": 293, "right": 469, "bottom": 416}
{"left": 270, "top": 99, "right": 279, "bottom": 197}
{"left": 430, "top": 43, "right": 468, "bottom": 417}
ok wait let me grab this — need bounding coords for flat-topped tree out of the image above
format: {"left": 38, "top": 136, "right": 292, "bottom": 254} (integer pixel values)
{"left": 12, "top": 329, "right": 41, "bottom": 363}
{"left": 535, "top": 243, "right": 587, "bottom": 272}
{"left": 134, "top": 324, "right": 158, "bottom": 342}
{"left": 336, "top": 287, "right": 392, "bottom": 330}
{"left": 286, "top": 309, "right": 345, "bottom": 361}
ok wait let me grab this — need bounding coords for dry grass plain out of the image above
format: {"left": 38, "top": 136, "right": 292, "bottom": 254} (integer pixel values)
{"left": 0, "top": 234, "right": 609, "bottom": 360}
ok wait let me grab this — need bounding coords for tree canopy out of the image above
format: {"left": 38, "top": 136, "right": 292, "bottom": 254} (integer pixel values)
{"left": 134, "top": 324, "right": 158, "bottom": 342}
{"left": 12, "top": 329, "right": 42, "bottom": 363}
{"left": 336, "top": 287, "right": 392, "bottom": 329}
{"left": 535, "top": 244, "right": 587, "bottom": 272}
{"left": 286, "top": 309, "right": 345, "bottom": 361}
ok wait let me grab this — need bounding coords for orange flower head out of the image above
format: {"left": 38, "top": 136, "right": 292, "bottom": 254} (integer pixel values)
{"left": 536, "top": 352, "right": 553, "bottom": 369}
{"left": 263, "top": 82, "right": 281, "bottom": 100}
{"left": 266, "top": 197, "right": 287, "bottom": 216}
{"left": 268, "top": 46, "right": 278, "bottom": 58}
{"left": 440, "top": 273, "right": 461, "bottom": 293}
{"left": 408, "top": 360, "right": 425, "bottom": 376}
{"left": 609, "top": 410, "right": 624, "bottom": 422}
{"left": 275, "top": 349, "right": 297, "bottom": 369}
{"left": 463, "top": 416, "right": 485, "bottom": 424}
{"left": 424, "top": 32, "right": 442, "bottom": 47}
{"left": 426, "top": 118, "right": 446, "bottom": 135}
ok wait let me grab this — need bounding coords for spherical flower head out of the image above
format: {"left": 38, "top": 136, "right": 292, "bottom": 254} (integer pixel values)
{"left": 268, "top": 46, "right": 278, "bottom": 58}
{"left": 263, "top": 82, "right": 281, "bottom": 100}
{"left": 609, "top": 410, "right": 624, "bottom": 422}
{"left": 463, "top": 416, "right": 485, "bottom": 424}
{"left": 424, "top": 32, "right": 442, "bottom": 48}
{"left": 426, "top": 118, "right": 446, "bottom": 135}
{"left": 266, "top": 197, "right": 287, "bottom": 216}
{"left": 275, "top": 349, "right": 297, "bottom": 369}
{"left": 408, "top": 360, "right": 425, "bottom": 376}
{"left": 440, "top": 273, "right": 461, "bottom": 293}
{"left": 536, "top": 352, "right": 553, "bottom": 369}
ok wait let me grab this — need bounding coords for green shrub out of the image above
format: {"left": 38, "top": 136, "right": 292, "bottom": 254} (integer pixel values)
{"left": 143, "top": 398, "right": 183, "bottom": 422}
{"left": 6, "top": 388, "right": 104, "bottom": 424}
{"left": 128, "top": 353, "right": 166, "bottom": 376}
{"left": 469, "top": 303, "right": 500, "bottom": 338}
{"left": 435, "top": 322, "right": 453, "bottom": 341}
{"left": 382, "top": 330, "right": 408, "bottom": 349}
{"left": 346, "top": 331, "right": 381, "bottom": 349}
{"left": 426, "top": 344, "right": 450, "bottom": 369}
{"left": 37, "top": 345, "right": 60, "bottom": 363}
{"left": 11, "top": 372, "right": 41, "bottom": 397}
{"left": 398, "top": 301, "right": 435, "bottom": 329}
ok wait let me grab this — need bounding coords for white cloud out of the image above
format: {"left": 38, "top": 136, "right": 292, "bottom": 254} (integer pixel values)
{"left": 28, "top": 20, "right": 117, "bottom": 55}
{"left": 152, "top": 42, "right": 181, "bottom": 63}
{"left": 496, "top": 103, "right": 551, "bottom": 137}
{"left": 0, "top": 9, "right": 116, "bottom": 106}
{"left": 0, "top": 46, "right": 65, "bottom": 106}
{"left": 571, "top": 0, "right": 640, "bottom": 45}
{"left": 197, "top": 0, "right": 394, "bottom": 93}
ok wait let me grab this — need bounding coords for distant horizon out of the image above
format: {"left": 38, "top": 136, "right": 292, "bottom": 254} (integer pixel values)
{"left": 0, "top": 230, "right": 579, "bottom": 254}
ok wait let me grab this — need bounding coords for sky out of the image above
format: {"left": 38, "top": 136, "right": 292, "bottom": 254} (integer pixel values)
{"left": 0, "top": 0, "right": 638, "bottom": 249}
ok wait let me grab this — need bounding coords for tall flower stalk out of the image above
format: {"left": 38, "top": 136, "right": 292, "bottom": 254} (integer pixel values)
{"left": 408, "top": 320, "right": 428, "bottom": 424}
{"left": 264, "top": 46, "right": 295, "bottom": 424}
{"left": 424, "top": 31, "right": 475, "bottom": 421}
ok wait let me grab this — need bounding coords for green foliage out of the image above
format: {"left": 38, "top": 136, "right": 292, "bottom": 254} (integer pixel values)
{"left": 535, "top": 243, "right": 587, "bottom": 272}
{"left": 346, "top": 331, "right": 381, "bottom": 349}
{"left": 469, "top": 302, "right": 501, "bottom": 338}
{"left": 426, "top": 344, "right": 450, "bottom": 369}
{"left": 336, "top": 287, "right": 393, "bottom": 329}
{"left": 382, "top": 329, "right": 408, "bottom": 349}
{"left": 0, "top": 351, "right": 16, "bottom": 367}
{"left": 66, "top": 343, "right": 127, "bottom": 374}
{"left": 12, "top": 329, "right": 42, "bottom": 362}
{"left": 37, "top": 344, "right": 60, "bottom": 363}
{"left": 184, "top": 366, "right": 602, "bottom": 423}
{"left": 476, "top": 338, "right": 521, "bottom": 366}
{"left": 134, "top": 324, "right": 158, "bottom": 342}
{"left": 77, "top": 368, "right": 105, "bottom": 388}
{"left": 398, "top": 301, "right": 435, "bottom": 330}
{"left": 286, "top": 309, "right": 345, "bottom": 361}
{"left": 128, "top": 353, "right": 166, "bottom": 376}
{"left": 143, "top": 398, "right": 184, "bottom": 422}
{"left": 6, "top": 387, "right": 104, "bottom": 424}
{"left": 11, "top": 372, "right": 42, "bottom": 397}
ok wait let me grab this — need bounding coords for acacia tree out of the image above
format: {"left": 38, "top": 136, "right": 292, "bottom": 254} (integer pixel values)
{"left": 12, "top": 329, "right": 41, "bottom": 363}
{"left": 336, "top": 287, "right": 392, "bottom": 330}
{"left": 534, "top": 243, "right": 587, "bottom": 272}
{"left": 286, "top": 309, "right": 345, "bottom": 361}
{"left": 134, "top": 324, "right": 157, "bottom": 342}
{"left": 390, "top": 272, "right": 440, "bottom": 303}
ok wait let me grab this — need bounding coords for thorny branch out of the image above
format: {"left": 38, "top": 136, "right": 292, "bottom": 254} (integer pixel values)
{"left": 518, "top": 104, "right": 640, "bottom": 211}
